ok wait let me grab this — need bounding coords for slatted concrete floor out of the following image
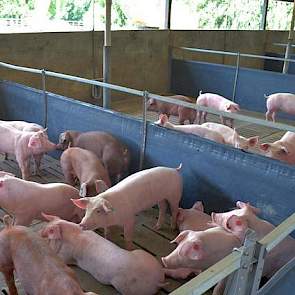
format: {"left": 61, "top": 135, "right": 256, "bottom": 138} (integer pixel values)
{"left": 0, "top": 155, "right": 207, "bottom": 295}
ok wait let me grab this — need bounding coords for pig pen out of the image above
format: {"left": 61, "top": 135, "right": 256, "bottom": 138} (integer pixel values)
{"left": 0, "top": 78, "right": 294, "bottom": 294}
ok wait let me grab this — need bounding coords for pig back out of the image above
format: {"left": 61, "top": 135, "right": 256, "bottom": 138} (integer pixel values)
{"left": 104, "top": 166, "right": 182, "bottom": 214}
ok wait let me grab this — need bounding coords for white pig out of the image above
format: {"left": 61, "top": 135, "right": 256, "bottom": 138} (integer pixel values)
{"left": 72, "top": 165, "right": 182, "bottom": 249}
{"left": 265, "top": 93, "right": 295, "bottom": 122}
{"left": 41, "top": 214, "right": 166, "bottom": 295}
{"left": 155, "top": 114, "right": 225, "bottom": 144}
{"left": 196, "top": 92, "right": 240, "bottom": 127}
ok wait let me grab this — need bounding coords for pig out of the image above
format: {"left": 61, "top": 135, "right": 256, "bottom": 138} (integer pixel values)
{"left": 0, "top": 120, "right": 46, "bottom": 173}
{"left": 211, "top": 201, "right": 295, "bottom": 278}
{"left": 161, "top": 225, "right": 244, "bottom": 271}
{"left": 57, "top": 130, "right": 130, "bottom": 184}
{"left": 41, "top": 214, "right": 166, "bottom": 295}
{"left": 72, "top": 165, "right": 182, "bottom": 249}
{"left": 0, "top": 124, "right": 56, "bottom": 179}
{"left": 0, "top": 174, "right": 83, "bottom": 225}
{"left": 0, "top": 215, "right": 95, "bottom": 295}
{"left": 155, "top": 114, "right": 225, "bottom": 144}
{"left": 177, "top": 201, "right": 214, "bottom": 232}
{"left": 60, "top": 147, "right": 111, "bottom": 197}
{"left": 202, "top": 122, "right": 259, "bottom": 151}
{"left": 260, "top": 131, "right": 295, "bottom": 164}
{"left": 147, "top": 95, "right": 196, "bottom": 124}
{"left": 265, "top": 93, "right": 295, "bottom": 122}
{"left": 196, "top": 91, "right": 240, "bottom": 127}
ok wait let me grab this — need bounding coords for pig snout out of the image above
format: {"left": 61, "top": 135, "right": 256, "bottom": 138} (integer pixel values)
{"left": 161, "top": 253, "right": 179, "bottom": 269}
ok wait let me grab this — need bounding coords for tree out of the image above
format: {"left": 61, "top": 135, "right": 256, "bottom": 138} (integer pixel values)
{"left": 0, "top": 0, "right": 35, "bottom": 18}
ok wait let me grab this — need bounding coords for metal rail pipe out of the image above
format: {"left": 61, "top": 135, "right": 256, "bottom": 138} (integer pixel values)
{"left": 178, "top": 47, "right": 295, "bottom": 64}
{"left": 1, "top": 60, "right": 295, "bottom": 133}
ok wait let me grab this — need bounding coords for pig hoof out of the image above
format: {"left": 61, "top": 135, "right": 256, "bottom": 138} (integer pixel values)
{"left": 153, "top": 223, "right": 162, "bottom": 231}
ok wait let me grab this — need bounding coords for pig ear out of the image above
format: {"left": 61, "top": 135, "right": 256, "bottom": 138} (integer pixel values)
{"left": 79, "top": 183, "right": 87, "bottom": 197}
{"left": 192, "top": 201, "right": 204, "bottom": 212}
{"left": 170, "top": 230, "right": 190, "bottom": 244}
{"left": 176, "top": 208, "right": 184, "bottom": 223}
{"left": 226, "top": 215, "right": 247, "bottom": 232}
{"left": 3, "top": 215, "right": 13, "bottom": 228}
{"left": 248, "top": 136, "right": 259, "bottom": 147}
{"left": 71, "top": 198, "right": 89, "bottom": 209}
{"left": 159, "top": 114, "right": 168, "bottom": 125}
{"left": 260, "top": 143, "right": 271, "bottom": 152}
{"left": 149, "top": 98, "right": 155, "bottom": 105}
{"left": 47, "top": 224, "right": 62, "bottom": 240}
{"left": 0, "top": 179, "right": 5, "bottom": 188}
{"left": 280, "top": 146, "right": 289, "bottom": 155}
{"left": 28, "top": 137, "right": 41, "bottom": 148}
{"left": 179, "top": 241, "right": 205, "bottom": 260}
{"left": 41, "top": 212, "right": 60, "bottom": 222}
{"left": 101, "top": 199, "right": 114, "bottom": 213}
{"left": 95, "top": 180, "right": 109, "bottom": 194}
{"left": 236, "top": 201, "right": 247, "bottom": 209}
{"left": 226, "top": 103, "right": 231, "bottom": 111}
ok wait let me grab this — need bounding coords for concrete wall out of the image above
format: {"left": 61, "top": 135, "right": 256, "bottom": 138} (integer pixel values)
{"left": 0, "top": 30, "right": 290, "bottom": 104}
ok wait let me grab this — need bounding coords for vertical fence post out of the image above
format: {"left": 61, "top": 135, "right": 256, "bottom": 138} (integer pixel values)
{"left": 232, "top": 52, "right": 240, "bottom": 103}
{"left": 139, "top": 91, "right": 148, "bottom": 171}
{"left": 224, "top": 229, "right": 257, "bottom": 295}
{"left": 41, "top": 69, "right": 48, "bottom": 128}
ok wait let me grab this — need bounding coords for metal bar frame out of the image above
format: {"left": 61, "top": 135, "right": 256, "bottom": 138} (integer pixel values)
{"left": 41, "top": 69, "right": 48, "bottom": 128}
{"left": 139, "top": 91, "right": 148, "bottom": 170}
{"left": 1, "top": 60, "right": 295, "bottom": 133}
{"left": 177, "top": 46, "right": 295, "bottom": 63}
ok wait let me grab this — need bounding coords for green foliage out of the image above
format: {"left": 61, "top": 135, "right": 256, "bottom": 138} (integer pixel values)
{"left": 62, "top": 0, "right": 92, "bottom": 21}
{"left": 113, "top": 1, "right": 127, "bottom": 27}
{"left": 0, "top": 0, "right": 35, "bottom": 18}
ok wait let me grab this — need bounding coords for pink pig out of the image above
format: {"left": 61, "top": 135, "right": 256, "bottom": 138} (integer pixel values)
{"left": 147, "top": 95, "right": 196, "bottom": 124}
{"left": 0, "top": 174, "right": 83, "bottom": 225}
{"left": 0, "top": 124, "right": 56, "bottom": 179}
{"left": 265, "top": 93, "right": 295, "bottom": 122}
{"left": 211, "top": 201, "right": 295, "bottom": 278}
{"left": 41, "top": 214, "right": 166, "bottom": 295}
{"left": 0, "top": 120, "right": 47, "bottom": 173}
{"left": 72, "top": 165, "right": 182, "bottom": 249}
{"left": 155, "top": 114, "right": 225, "bottom": 144}
{"left": 60, "top": 147, "right": 111, "bottom": 197}
{"left": 0, "top": 215, "right": 95, "bottom": 295}
{"left": 57, "top": 130, "right": 130, "bottom": 184}
{"left": 260, "top": 132, "right": 295, "bottom": 164}
{"left": 196, "top": 92, "right": 240, "bottom": 127}
{"left": 202, "top": 122, "right": 259, "bottom": 151}
{"left": 177, "top": 201, "right": 213, "bottom": 232}
{"left": 161, "top": 225, "right": 244, "bottom": 271}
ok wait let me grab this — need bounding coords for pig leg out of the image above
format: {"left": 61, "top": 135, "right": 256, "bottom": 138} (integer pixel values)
{"left": 212, "top": 278, "right": 227, "bottom": 295}
{"left": 266, "top": 110, "right": 274, "bottom": 121}
{"left": 123, "top": 219, "right": 135, "bottom": 250}
{"left": 197, "top": 111, "right": 202, "bottom": 124}
{"left": 3, "top": 269, "right": 18, "bottom": 295}
{"left": 33, "top": 153, "right": 43, "bottom": 175}
{"left": 271, "top": 111, "right": 276, "bottom": 122}
{"left": 63, "top": 170, "right": 76, "bottom": 186}
{"left": 168, "top": 200, "right": 179, "bottom": 230}
{"left": 16, "top": 154, "right": 30, "bottom": 180}
{"left": 154, "top": 200, "right": 168, "bottom": 230}
{"left": 203, "top": 112, "right": 208, "bottom": 123}
{"left": 164, "top": 268, "right": 201, "bottom": 279}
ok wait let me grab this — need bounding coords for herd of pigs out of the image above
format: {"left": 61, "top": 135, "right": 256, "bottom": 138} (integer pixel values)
{"left": 149, "top": 91, "right": 295, "bottom": 165}
{"left": 0, "top": 90, "right": 294, "bottom": 295}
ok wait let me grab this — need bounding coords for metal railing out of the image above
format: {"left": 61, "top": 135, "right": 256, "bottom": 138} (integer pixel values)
{"left": 1, "top": 59, "right": 295, "bottom": 294}
{"left": 176, "top": 46, "right": 295, "bottom": 103}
